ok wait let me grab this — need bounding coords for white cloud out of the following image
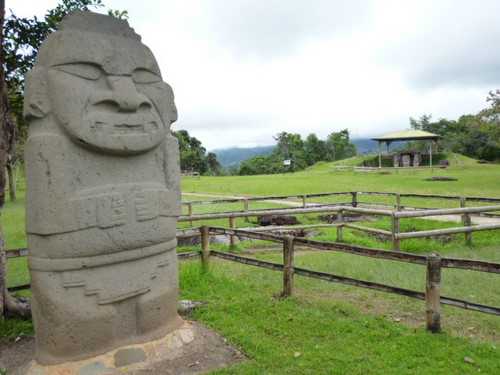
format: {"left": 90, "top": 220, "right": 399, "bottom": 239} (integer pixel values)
{"left": 7, "top": 0, "right": 498, "bottom": 150}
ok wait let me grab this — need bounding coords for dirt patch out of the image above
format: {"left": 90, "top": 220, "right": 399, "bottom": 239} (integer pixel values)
{"left": 0, "top": 336, "right": 35, "bottom": 374}
{"left": 0, "top": 319, "right": 246, "bottom": 375}
{"left": 425, "top": 176, "right": 458, "bottom": 181}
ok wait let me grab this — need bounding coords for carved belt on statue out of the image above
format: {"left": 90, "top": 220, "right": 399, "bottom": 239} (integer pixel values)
{"left": 26, "top": 186, "right": 181, "bottom": 235}
{"left": 29, "top": 239, "right": 177, "bottom": 304}
{"left": 75, "top": 189, "right": 179, "bottom": 230}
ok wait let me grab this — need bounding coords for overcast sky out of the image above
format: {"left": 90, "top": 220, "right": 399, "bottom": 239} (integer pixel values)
{"left": 7, "top": 0, "right": 500, "bottom": 151}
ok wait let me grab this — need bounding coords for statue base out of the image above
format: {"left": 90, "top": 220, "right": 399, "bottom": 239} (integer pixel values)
{"left": 23, "top": 320, "right": 244, "bottom": 374}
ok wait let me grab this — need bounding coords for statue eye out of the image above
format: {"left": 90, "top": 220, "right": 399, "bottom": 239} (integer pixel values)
{"left": 132, "top": 69, "right": 161, "bottom": 84}
{"left": 53, "top": 63, "right": 102, "bottom": 80}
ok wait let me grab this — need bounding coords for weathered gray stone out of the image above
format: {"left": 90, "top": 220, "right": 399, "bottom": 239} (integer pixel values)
{"left": 114, "top": 348, "right": 148, "bottom": 367}
{"left": 167, "top": 336, "right": 184, "bottom": 350}
{"left": 24, "top": 10, "right": 182, "bottom": 365}
{"left": 179, "top": 329, "right": 195, "bottom": 344}
{"left": 77, "top": 361, "right": 108, "bottom": 375}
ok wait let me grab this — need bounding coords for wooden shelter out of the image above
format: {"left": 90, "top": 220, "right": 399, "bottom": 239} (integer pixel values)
{"left": 371, "top": 130, "right": 442, "bottom": 168}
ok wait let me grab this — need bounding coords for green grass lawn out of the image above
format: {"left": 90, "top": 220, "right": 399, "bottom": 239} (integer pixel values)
{"left": 182, "top": 153, "right": 500, "bottom": 199}
{"left": 179, "top": 260, "right": 499, "bottom": 374}
{"left": 1, "top": 155, "right": 499, "bottom": 374}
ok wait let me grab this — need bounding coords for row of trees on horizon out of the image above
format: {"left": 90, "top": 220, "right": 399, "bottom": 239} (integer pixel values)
{"left": 176, "top": 88, "right": 500, "bottom": 176}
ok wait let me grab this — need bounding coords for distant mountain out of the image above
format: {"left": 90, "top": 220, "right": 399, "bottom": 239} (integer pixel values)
{"left": 213, "top": 145, "right": 275, "bottom": 168}
{"left": 352, "top": 138, "right": 379, "bottom": 155}
{"left": 352, "top": 138, "right": 407, "bottom": 154}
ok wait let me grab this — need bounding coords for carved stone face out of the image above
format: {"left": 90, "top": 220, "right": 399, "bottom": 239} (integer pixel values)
{"left": 38, "top": 31, "right": 176, "bottom": 155}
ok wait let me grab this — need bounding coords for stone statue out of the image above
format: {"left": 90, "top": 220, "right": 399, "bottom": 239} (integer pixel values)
{"left": 24, "top": 11, "right": 182, "bottom": 365}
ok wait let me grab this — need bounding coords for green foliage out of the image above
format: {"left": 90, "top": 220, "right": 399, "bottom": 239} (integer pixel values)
{"left": 172, "top": 130, "right": 222, "bottom": 175}
{"left": 238, "top": 154, "right": 283, "bottom": 175}
{"left": 0, "top": 316, "right": 33, "bottom": 341}
{"left": 236, "top": 130, "right": 356, "bottom": 175}
{"left": 325, "top": 128, "right": 356, "bottom": 161}
{"left": 304, "top": 133, "right": 327, "bottom": 165}
{"left": 409, "top": 91, "right": 500, "bottom": 161}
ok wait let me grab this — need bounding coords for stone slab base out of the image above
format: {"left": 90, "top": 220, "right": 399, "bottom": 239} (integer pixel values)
{"left": 22, "top": 320, "right": 245, "bottom": 375}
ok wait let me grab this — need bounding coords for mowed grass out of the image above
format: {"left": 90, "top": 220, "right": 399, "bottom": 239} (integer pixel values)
{"left": 1, "top": 155, "right": 500, "bottom": 373}
{"left": 179, "top": 260, "right": 499, "bottom": 374}
{"left": 182, "top": 153, "right": 500, "bottom": 199}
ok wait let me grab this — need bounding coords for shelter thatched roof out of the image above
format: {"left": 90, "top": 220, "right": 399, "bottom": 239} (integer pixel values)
{"left": 371, "top": 130, "right": 441, "bottom": 142}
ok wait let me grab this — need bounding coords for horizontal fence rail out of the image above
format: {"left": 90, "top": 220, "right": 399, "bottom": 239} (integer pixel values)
{"left": 179, "top": 205, "right": 348, "bottom": 222}
{"left": 199, "top": 226, "right": 500, "bottom": 332}
{"left": 178, "top": 201, "right": 500, "bottom": 250}
{"left": 212, "top": 248, "right": 499, "bottom": 315}
{"left": 182, "top": 191, "right": 500, "bottom": 208}
{"left": 211, "top": 227, "right": 500, "bottom": 274}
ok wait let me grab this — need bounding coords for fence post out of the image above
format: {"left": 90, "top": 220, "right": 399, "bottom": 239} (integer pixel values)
{"left": 283, "top": 235, "right": 295, "bottom": 297}
{"left": 396, "top": 194, "right": 402, "bottom": 212}
{"left": 243, "top": 199, "right": 249, "bottom": 222}
{"left": 201, "top": 226, "right": 211, "bottom": 273}
{"left": 391, "top": 213, "right": 400, "bottom": 251}
{"left": 426, "top": 254, "right": 442, "bottom": 333}
{"left": 351, "top": 192, "right": 358, "bottom": 208}
{"left": 188, "top": 202, "right": 194, "bottom": 227}
{"left": 229, "top": 217, "right": 237, "bottom": 247}
{"left": 460, "top": 197, "right": 472, "bottom": 246}
{"left": 302, "top": 195, "right": 307, "bottom": 208}
{"left": 336, "top": 210, "right": 344, "bottom": 242}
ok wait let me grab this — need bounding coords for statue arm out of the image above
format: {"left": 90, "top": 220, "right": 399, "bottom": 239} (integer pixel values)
{"left": 159, "top": 135, "right": 182, "bottom": 217}
{"left": 25, "top": 135, "right": 78, "bottom": 234}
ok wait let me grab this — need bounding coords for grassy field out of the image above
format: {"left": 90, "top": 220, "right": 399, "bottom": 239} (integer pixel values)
{"left": 1, "top": 154, "right": 500, "bottom": 374}
{"left": 182, "top": 153, "right": 500, "bottom": 198}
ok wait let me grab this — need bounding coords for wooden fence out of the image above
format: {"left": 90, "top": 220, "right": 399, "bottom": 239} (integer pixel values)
{"left": 182, "top": 191, "right": 500, "bottom": 218}
{"left": 7, "top": 192, "right": 499, "bottom": 328}
{"left": 178, "top": 203, "right": 500, "bottom": 250}
{"left": 7, "top": 224, "right": 499, "bottom": 333}
{"left": 183, "top": 191, "right": 500, "bottom": 208}
{"left": 198, "top": 226, "right": 500, "bottom": 333}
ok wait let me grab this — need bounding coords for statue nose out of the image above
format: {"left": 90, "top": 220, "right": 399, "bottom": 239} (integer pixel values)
{"left": 107, "top": 76, "right": 151, "bottom": 111}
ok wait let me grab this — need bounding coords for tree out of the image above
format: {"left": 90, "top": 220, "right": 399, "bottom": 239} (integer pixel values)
{"left": 407, "top": 114, "right": 437, "bottom": 151}
{"left": 206, "top": 152, "right": 222, "bottom": 175}
{"left": 238, "top": 155, "right": 271, "bottom": 175}
{"left": 172, "top": 130, "right": 222, "bottom": 175}
{"left": 409, "top": 113, "right": 433, "bottom": 132}
{"left": 480, "top": 89, "right": 500, "bottom": 121}
{"left": 325, "top": 129, "right": 356, "bottom": 161}
{"left": 304, "top": 133, "right": 327, "bottom": 165}
{"left": 272, "top": 131, "right": 307, "bottom": 170}
{"left": 409, "top": 91, "right": 500, "bottom": 161}
{"left": 476, "top": 89, "right": 500, "bottom": 160}
{"left": 0, "top": 0, "right": 126, "bottom": 317}
{"left": 0, "top": 0, "right": 20, "bottom": 317}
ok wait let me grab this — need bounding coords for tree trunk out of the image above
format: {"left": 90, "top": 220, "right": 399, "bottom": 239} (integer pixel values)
{"left": 7, "top": 155, "right": 15, "bottom": 201}
{"left": 0, "top": 0, "right": 29, "bottom": 317}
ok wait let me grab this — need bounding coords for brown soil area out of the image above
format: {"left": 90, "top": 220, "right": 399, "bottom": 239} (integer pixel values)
{"left": 0, "top": 319, "right": 246, "bottom": 375}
